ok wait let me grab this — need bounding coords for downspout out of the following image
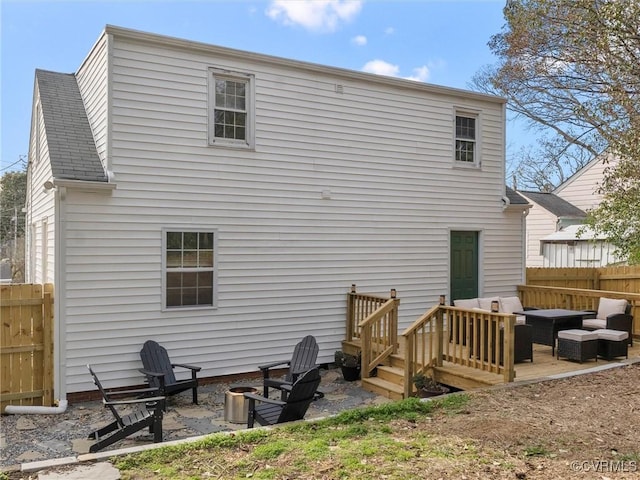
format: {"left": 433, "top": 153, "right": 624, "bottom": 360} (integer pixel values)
{"left": 5, "top": 400, "right": 68, "bottom": 415}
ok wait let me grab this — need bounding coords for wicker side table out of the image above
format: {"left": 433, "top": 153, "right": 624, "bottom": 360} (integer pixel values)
{"left": 557, "top": 329, "right": 598, "bottom": 363}
{"left": 593, "top": 329, "right": 629, "bottom": 360}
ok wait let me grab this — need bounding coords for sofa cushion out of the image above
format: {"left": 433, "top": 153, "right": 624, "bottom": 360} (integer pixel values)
{"left": 597, "top": 298, "right": 627, "bottom": 320}
{"left": 499, "top": 296, "right": 524, "bottom": 314}
{"left": 454, "top": 298, "right": 479, "bottom": 309}
{"left": 583, "top": 318, "right": 607, "bottom": 330}
{"left": 478, "top": 297, "right": 500, "bottom": 311}
{"left": 593, "top": 329, "right": 628, "bottom": 342}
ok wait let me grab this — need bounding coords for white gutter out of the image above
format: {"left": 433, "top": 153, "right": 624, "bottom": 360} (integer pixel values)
{"left": 5, "top": 399, "right": 68, "bottom": 415}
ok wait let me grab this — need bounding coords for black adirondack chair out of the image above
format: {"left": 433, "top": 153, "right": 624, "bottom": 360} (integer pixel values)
{"left": 86, "top": 365, "right": 165, "bottom": 453}
{"left": 244, "top": 367, "right": 322, "bottom": 428}
{"left": 258, "top": 335, "right": 319, "bottom": 398}
{"left": 139, "top": 340, "right": 202, "bottom": 405}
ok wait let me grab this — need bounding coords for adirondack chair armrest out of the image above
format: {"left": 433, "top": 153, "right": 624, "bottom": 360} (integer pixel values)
{"left": 104, "top": 395, "right": 166, "bottom": 407}
{"left": 171, "top": 363, "right": 202, "bottom": 372}
{"left": 244, "top": 391, "right": 286, "bottom": 406}
{"left": 258, "top": 360, "right": 292, "bottom": 381}
{"left": 139, "top": 368, "right": 167, "bottom": 382}
{"left": 107, "top": 386, "right": 162, "bottom": 398}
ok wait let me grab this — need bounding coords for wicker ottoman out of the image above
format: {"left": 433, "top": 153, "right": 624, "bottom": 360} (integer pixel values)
{"left": 557, "top": 329, "right": 598, "bottom": 363}
{"left": 594, "top": 329, "right": 629, "bottom": 360}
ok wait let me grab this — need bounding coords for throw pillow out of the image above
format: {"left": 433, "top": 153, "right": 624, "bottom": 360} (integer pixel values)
{"left": 597, "top": 297, "right": 627, "bottom": 319}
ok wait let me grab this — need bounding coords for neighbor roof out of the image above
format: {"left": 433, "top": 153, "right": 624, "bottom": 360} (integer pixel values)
{"left": 36, "top": 69, "right": 107, "bottom": 182}
{"left": 519, "top": 191, "right": 585, "bottom": 218}
{"left": 505, "top": 186, "right": 530, "bottom": 205}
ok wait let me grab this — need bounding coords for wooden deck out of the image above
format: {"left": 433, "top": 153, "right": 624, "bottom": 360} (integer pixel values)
{"left": 360, "top": 334, "right": 639, "bottom": 398}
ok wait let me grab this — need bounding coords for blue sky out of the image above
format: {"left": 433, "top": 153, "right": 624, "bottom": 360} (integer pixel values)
{"left": 0, "top": 0, "right": 530, "bottom": 173}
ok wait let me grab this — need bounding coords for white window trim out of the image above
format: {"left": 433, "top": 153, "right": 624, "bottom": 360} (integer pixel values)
{"left": 453, "top": 108, "right": 481, "bottom": 168}
{"left": 208, "top": 67, "right": 255, "bottom": 149}
{"left": 161, "top": 227, "right": 219, "bottom": 312}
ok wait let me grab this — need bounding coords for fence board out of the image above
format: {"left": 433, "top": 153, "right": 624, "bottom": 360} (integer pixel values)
{"left": 0, "top": 283, "right": 54, "bottom": 412}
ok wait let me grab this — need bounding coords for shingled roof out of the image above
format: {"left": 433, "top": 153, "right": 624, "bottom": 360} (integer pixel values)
{"left": 36, "top": 69, "right": 107, "bottom": 182}
{"left": 519, "top": 191, "right": 586, "bottom": 218}
{"left": 505, "top": 186, "right": 530, "bottom": 206}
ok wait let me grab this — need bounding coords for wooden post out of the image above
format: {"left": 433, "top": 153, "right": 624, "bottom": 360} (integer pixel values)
{"left": 346, "top": 285, "right": 356, "bottom": 341}
{"left": 42, "top": 291, "right": 54, "bottom": 406}
{"left": 503, "top": 315, "right": 515, "bottom": 383}
{"left": 436, "top": 300, "right": 444, "bottom": 367}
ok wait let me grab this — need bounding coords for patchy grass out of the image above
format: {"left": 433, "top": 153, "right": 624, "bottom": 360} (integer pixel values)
{"left": 114, "top": 395, "right": 475, "bottom": 479}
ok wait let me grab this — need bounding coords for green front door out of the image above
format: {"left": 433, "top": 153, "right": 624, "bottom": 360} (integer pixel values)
{"left": 450, "top": 231, "right": 479, "bottom": 303}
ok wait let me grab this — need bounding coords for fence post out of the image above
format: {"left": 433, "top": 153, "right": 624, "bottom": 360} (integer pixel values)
{"left": 346, "top": 285, "right": 356, "bottom": 341}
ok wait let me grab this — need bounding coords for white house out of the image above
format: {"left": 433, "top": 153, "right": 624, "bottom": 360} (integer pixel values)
{"left": 520, "top": 154, "right": 620, "bottom": 267}
{"left": 518, "top": 191, "right": 586, "bottom": 267}
{"left": 24, "top": 25, "right": 530, "bottom": 398}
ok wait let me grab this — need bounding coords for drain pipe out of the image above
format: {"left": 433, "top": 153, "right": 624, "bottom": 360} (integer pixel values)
{"left": 5, "top": 399, "right": 68, "bottom": 415}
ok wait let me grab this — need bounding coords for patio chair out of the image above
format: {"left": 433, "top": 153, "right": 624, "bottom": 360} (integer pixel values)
{"left": 259, "top": 335, "right": 320, "bottom": 398}
{"left": 582, "top": 298, "right": 633, "bottom": 346}
{"left": 139, "top": 340, "right": 202, "bottom": 405}
{"left": 86, "top": 364, "right": 165, "bottom": 453}
{"left": 244, "top": 367, "right": 322, "bottom": 428}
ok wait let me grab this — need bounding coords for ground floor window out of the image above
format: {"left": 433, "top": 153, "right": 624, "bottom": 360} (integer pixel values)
{"left": 163, "top": 229, "right": 216, "bottom": 308}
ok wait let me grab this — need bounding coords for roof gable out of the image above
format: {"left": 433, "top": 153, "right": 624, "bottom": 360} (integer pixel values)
{"left": 36, "top": 69, "right": 107, "bottom": 182}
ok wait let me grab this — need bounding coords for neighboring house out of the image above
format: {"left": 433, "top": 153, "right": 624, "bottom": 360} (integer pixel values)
{"left": 519, "top": 154, "right": 620, "bottom": 267}
{"left": 518, "top": 191, "right": 586, "bottom": 267}
{"left": 554, "top": 153, "right": 617, "bottom": 212}
{"left": 24, "top": 25, "right": 530, "bottom": 398}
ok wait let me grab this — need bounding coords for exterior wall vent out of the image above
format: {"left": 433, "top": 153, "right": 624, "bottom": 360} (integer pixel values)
{"left": 335, "top": 84, "right": 344, "bottom": 94}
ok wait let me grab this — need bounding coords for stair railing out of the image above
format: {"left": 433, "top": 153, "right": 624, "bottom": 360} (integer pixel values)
{"left": 358, "top": 290, "right": 400, "bottom": 379}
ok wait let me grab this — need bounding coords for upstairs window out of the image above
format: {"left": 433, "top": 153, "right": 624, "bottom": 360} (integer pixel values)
{"left": 163, "top": 230, "right": 216, "bottom": 309}
{"left": 455, "top": 114, "right": 477, "bottom": 164}
{"left": 208, "top": 69, "right": 254, "bottom": 148}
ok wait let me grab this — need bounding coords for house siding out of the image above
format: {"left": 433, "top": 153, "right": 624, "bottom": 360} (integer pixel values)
{"left": 25, "top": 84, "right": 56, "bottom": 285}
{"left": 75, "top": 33, "right": 109, "bottom": 168}
{"left": 520, "top": 196, "right": 558, "bottom": 267}
{"left": 31, "top": 27, "right": 524, "bottom": 394}
{"left": 555, "top": 154, "right": 617, "bottom": 211}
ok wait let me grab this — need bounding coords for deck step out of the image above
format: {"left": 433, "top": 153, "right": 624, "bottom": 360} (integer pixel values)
{"left": 375, "top": 365, "right": 404, "bottom": 386}
{"left": 361, "top": 377, "right": 405, "bottom": 400}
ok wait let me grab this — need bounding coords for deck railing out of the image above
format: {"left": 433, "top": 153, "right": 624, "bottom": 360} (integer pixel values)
{"left": 401, "top": 304, "right": 515, "bottom": 398}
{"left": 346, "top": 285, "right": 400, "bottom": 377}
{"left": 517, "top": 285, "right": 640, "bottom": 338}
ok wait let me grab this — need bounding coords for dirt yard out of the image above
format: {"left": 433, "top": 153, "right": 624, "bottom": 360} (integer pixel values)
{"left": 421, "top": 362, "right": 640, "bottom": 478}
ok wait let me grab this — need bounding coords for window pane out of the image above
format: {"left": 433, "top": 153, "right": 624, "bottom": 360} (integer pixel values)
{"left": 167, "top": 272, "right": 182, "bottom": 288}
{"left": 183, "top": 232, "right": 197, "bottom": 249}
{"left": 199, "top": 251, "right": 214, "bottom": 267}
{"left": 225, "top": 125, "right": 235, "bottom": 138}
{"left": 182, "top": 288, "right": 197, "bottom": 306}
{"left": 183, "top": 251, "right": 198, "bottom": 267}
{"left": 167, "top": 232, "right": 182, "bottom": 249}
{"left": 236, "top": 127, "right": 246, "bottom": 140}
{"left": 198, "top": 287, "right": 213, "bottom": 305}
{"left": 166, "top": 288, "right": 181, "bottom": 307}
{"left": 215, "top": 124, "right": 224, "bottom": 137}
{"left": 198, "top": 271, "right": 213, "bottom": 287}
{"left": 200, "top": 232, "right": 213, "bottom": 249}
{"left": 182, "top": 272, "right": 197, "bottom": 287}
{"left": 166, "top": 251, "right": 182, "bottom": 268}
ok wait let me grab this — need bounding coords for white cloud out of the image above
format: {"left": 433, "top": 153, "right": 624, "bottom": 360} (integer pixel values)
{"left": 406, "top": 65, "right": 430, "bottom": 82}
{"left": 362, "top": 59, "right": 400, "bottom": 77}
{"left": 266, "top": 0, "right": 363, "bottom": 32}
{"left": 384, "top": 26, "right": 395, "bottom": 35}
{"left": 362, "top": 61, "right": 433, "bottom": 83}
{"left": 352, "top": 35, "right": 367, "bottom": 46}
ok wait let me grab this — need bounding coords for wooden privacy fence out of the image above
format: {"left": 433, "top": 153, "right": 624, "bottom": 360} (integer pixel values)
{"left": 1, "top": 283, "right": 54, "bottom": 413}
{"left": 527, "top": 266, "right": 640, "bottom": 292}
